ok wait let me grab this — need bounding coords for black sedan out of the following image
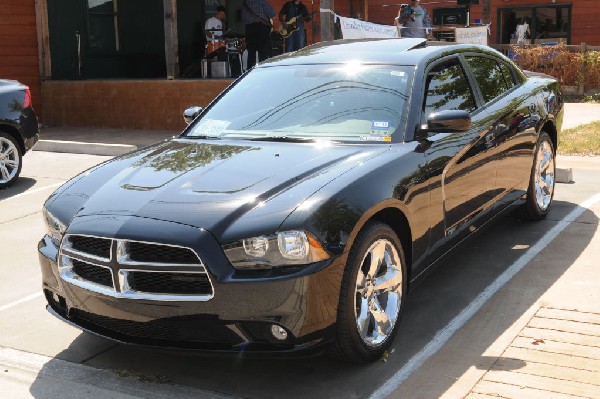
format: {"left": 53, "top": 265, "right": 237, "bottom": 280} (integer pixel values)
{"left": 39, "top": 39, "right": 562, "bottom": 363}
{"left": 0, "top": 79, "right": 39, "bottom": 189}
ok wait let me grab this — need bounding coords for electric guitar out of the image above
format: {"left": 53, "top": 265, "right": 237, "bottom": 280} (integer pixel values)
{"left": 278, "top": 12, "right": 316, "bottom": 38}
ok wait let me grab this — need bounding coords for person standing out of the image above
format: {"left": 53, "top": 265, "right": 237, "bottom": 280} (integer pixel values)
{"left": 279, "top": 0, "right": 311, "bottom": 53}
{"left": 515, "top": 17, "right": 531, "bottom": 44}
{"left": 205, "top": 5, "right": 226, "bottom": 43}
{"left": 242, "top": 0, "right": 276, "bottom": 69}
{"left": 396, "top": 0, "right": 432, "bottom": 39}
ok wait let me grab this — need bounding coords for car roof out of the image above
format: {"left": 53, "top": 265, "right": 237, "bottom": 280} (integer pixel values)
{"left": 260, "top": 38, "right": 506, "bottom": 67}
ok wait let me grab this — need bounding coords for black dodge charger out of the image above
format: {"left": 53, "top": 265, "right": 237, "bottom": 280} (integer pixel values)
{"left": 39, "top": 39, "right": 562, "bottom": 362}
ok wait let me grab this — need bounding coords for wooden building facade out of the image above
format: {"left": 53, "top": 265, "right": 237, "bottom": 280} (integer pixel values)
{"left": 1, "top": 0, "right": 599, "bottom": 130}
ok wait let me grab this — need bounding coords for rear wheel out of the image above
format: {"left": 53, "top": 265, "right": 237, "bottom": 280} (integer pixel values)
{"left": 0, "top": 132, "right": 22, "bottom": 189}
{"left": 517, "top": 132, "right": 555, "bottom": 221}
{"left": 328, "top": 222, "right": 407, "bottom": 363}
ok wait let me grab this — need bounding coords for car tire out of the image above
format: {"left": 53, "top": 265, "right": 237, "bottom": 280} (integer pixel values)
{"left": 328, "top": 221, "right": 407, "bottom": 363}
{"left": 517, "top": 132, "right": 555, "bottom": 221}
{"left": 0, "top": 132, "right": 23, "bottom": 189}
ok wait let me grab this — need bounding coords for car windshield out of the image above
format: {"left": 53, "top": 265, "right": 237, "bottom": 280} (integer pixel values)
{"left": 186, "top": 63, "right": 414, "bottom": 143}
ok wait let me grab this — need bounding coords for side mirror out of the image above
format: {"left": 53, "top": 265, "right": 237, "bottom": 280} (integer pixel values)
{"left": 417, "top": 110, "right": 471, "bottom": 138}
{"left": 183, "top": 106, "right": 202, "bottom": 125}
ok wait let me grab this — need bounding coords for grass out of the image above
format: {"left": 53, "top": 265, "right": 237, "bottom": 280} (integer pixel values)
{"left": 559, "top": 121, "right": 600, "bottom": 155}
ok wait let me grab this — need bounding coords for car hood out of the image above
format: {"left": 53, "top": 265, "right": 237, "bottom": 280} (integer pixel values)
{"left": 50, "top": 139, "right": 389, "bottom": 240}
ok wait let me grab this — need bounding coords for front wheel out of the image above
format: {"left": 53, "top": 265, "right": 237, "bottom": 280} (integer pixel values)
{"left": 328, "top": 222, "right": 407, "bottom": 363}
{"left": 517, "top": 132, "right": 555, "bottom": 221}
{"left": 0, "top": 132, "right": 22, "bottom": 189}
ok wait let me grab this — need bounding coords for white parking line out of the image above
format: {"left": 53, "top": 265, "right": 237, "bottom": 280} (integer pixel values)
{"left": 1, "top": 182, "right": 63, "bottom": 202}
{"left": 0, "top": 292, "right": 43, "bottom": 313}
{"left": 369, "top": 192, "right": 600, "bottom": 399}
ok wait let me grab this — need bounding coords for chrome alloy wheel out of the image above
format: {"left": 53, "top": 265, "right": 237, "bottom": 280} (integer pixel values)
{"left": 534, "top": 139, "right": 555, "bottom": 211}
{"left": 354, "top": 239, "right": 403, "bottom": 347}
{"left": 0, "top": 136, "right": 19, "bottom": 184}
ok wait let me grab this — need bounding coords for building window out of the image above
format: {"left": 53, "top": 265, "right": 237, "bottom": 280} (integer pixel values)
{"left": 88, "top": 0, "right": 119, "bottom": 53}
{"left": 498, "top": 4, "right": 571, "bottom": 45}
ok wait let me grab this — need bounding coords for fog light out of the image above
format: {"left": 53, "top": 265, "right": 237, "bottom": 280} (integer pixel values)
{"left": 270, "top": 325, "right": 288, "bottom": 341}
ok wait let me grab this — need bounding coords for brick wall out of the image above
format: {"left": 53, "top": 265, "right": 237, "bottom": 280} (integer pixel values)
{"left": 365, "top": 0, "right": 599, "bottom": 46}
{"left": 0, "top": 0, "right": 42, "bottom": 118}
{"left": 42, "top": 79, "right": 233, "bottom": 130}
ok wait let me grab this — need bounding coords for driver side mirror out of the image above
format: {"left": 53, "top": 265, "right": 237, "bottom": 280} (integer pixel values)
{"left": 416, "top": 110, "right": 471, "bottom": 139}
{"left": 183, "top": 106, "right": 202, "bottom": 125}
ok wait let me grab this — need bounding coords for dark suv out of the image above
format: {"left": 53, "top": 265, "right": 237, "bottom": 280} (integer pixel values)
{"left": 0, "top": 79, "right": 39, "bottom": 189}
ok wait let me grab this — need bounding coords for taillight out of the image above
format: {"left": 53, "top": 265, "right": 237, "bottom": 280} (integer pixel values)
{"left": 22, "top": 86, "right": 32, "bottom": 109}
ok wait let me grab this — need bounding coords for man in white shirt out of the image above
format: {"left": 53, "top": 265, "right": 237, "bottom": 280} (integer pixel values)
{"left": 205, "top": 6, "right": 226, "bottom": 43}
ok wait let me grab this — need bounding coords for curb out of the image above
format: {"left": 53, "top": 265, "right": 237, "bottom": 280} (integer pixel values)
{"left": 0, "top": 347, "right": 236, "bottom": 399}
{"left": 556, "top": 167, "right": 574, "bottom": 183}
{"left": 33, "top": 140, "right": 137, "bottom": 157}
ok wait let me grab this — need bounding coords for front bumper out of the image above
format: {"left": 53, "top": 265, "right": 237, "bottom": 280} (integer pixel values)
{"left": 38, "top": 215, "right": 345, "bottom": 353}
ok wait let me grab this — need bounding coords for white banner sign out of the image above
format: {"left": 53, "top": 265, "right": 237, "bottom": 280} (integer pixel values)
{"left": 338, "top": 16, "right": 399, "bottom": 39}
{"left": 454, "top": 26, "right": 488, "bottom": 45}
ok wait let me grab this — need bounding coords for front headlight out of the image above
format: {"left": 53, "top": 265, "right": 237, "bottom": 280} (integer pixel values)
{"left": 43, "top": 208, "right": 66, "bottom": 246}
{"left": 223, "top": 230, "right": 330, "bottom": 270}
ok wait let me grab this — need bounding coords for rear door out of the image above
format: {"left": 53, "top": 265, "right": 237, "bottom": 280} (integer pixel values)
{"left": 419, "top": 56, "right": 499, "bottom": 268}
{"left": 463, "top": 54, "right": 539, "bottom": 208}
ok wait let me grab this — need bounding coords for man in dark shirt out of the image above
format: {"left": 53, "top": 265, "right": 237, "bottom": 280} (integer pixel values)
{"left": 279, "top": 0, "right": 311, "bottom": 52}
{"left": 241, "top": 0, "right": 276, "bottom": 69}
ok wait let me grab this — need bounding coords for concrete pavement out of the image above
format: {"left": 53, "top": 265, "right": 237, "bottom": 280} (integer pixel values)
{"left": 7, "top": 102, "right": 600, "bottom": 398}
{"left": 381, "top": 160, "right": 600, "bottom": 399}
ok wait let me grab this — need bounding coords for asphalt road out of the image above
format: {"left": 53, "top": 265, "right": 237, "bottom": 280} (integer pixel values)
{"left": 0, "top": 151, "right": 598, "bottom": 398}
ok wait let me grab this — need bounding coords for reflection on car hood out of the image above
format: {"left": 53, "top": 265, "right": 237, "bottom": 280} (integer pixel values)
{"left": 55, "top": 139, "right": 388, "bottom": 237}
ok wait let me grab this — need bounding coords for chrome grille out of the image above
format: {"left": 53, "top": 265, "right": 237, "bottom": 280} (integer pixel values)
{"left": 59, "top": 234, "right": 214, "bottom": 301}
{"left": 69, "top": 235, "right": 111, "bottom": 259}
{"left": 128, "top": 271, "right": 212, "bottom": 295}
{"left": 72, "top": 259, "right": 113, "bottom": 287}
{"left": 127, "top": 241, "right": 198, "bottom": 264}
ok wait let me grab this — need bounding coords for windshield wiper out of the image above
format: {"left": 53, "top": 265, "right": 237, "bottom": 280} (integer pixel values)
{"left": 248, "top": 136, "right": 318, "bottom": 143}
{"left": 182, "top": 135, "right": 221, "bottom": 140}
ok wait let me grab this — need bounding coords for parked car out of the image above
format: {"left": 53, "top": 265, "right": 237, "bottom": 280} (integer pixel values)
{"left": 38, "top": 39, "right": 562, "bottom": 363}
{"left": 0, "top": 79, "right": 39, "bottom": 189}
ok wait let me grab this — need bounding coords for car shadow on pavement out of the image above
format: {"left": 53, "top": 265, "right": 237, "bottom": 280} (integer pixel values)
{"left": 0, "top": 177, "right": 36, "bottom": 199}
{"left": 28, "top": 201, "right": 597, "bottom": 399}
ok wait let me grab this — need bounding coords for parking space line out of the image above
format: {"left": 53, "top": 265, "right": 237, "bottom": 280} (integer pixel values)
{"left": 0, "top": 292, "right": 43, "bottom": 313}
{"left": 1, "top": 182, "right": 63, "bottom": 202}
{"left": 369, "top": 192, "right": 600, "bottom": 399}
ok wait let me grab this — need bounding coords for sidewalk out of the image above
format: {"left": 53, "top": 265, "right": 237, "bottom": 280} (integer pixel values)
{"left": 33, "top": 127, "right": 178, "bottom": 156}
{"left": 387, "top": 163, "right": 600, "bottom": 398}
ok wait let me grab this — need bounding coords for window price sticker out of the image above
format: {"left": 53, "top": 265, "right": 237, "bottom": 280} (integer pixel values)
{"left": 195, "top": 119, "right": 231, "bottom": 137}
{"left": 370, "top": 120, "right": 390, "bottom": 135}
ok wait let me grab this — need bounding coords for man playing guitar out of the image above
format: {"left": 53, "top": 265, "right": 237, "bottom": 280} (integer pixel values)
{"left": 279, "top": 0, "right": 312, "bottom": 52}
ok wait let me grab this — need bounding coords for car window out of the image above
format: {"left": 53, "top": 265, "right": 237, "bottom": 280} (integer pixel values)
{"left": 423, "top": 59, "right": 476, "bottom": 121}
{"left": 465, "top": 56, "right": 510, "bottom": 103}
{"left": 186, "top": 64, "right": 414, "bottom": 143}
{"left": 499, "top": 62, "right": 517, "bottom": 89}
